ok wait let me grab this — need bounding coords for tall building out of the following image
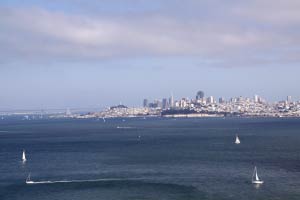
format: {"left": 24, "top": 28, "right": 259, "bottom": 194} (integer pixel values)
{"left": 237, "top": 96, "right": 243, "bottom": 102}
{"left": 207, "top": 96, "right": 214, "bottom": 104}
{"left": 287, "top": 96, "right": 292, "bottom": 102}
{"left": 179, "top": 99, "right": 187, "bottom": 108}
{"left": 254, "top": 95, "right": 259, "bottom": 103}
{"left": 196, "top": 91, "right": 205, "bottom": 100}
{"left": 162, "top": 98, "right": 168, "bottom": 109}
{"left": 219, "top": 97, "right": 225, "bottom": 104}
{"left": 154, "top": 99, "right": 162, "bottom": 108}
{"left": 169, "top": 94, "right": 174, "bottom": 108}
{"left": 143, "top": 99, "right": 148, "bottom": 107}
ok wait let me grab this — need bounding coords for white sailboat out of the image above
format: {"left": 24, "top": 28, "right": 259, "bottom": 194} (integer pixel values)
{"left": 235, "top": 135, "right": 241, "bottom": 144}
{"left": 22, "top": 150, "right": 27, "bottom": 162}
{"left": 252, "top": 166, "right": 264, "bottom": 184}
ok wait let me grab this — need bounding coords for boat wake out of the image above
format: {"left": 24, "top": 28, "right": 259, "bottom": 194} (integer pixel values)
{"left": 116, "top": 126, "right": 134, "bottom": 129}
{"left": 26, "top": 178, "right": 143, "bottom": 185}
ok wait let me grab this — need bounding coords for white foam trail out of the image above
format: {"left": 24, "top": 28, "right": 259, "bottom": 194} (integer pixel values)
{"left": 116, "top": 126, "right": 134, "bottom": 129}
{"left": 26, "top": 178, "right": 143, "bottom": 185}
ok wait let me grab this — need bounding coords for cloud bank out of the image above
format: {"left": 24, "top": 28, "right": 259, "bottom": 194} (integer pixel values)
{"left": 0, "top": 0, "right": 300, "bottom": 67}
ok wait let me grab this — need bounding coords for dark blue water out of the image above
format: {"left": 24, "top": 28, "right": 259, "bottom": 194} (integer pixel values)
{"left": 1, "top": 117, "right": 300, "bottom": 200}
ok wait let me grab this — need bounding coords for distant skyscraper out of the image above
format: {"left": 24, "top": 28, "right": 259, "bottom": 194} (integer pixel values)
{"left": 230, "top": 97, "right": 237, "bottom": 103}
{"left": 237, "top": 96, "right": 243, "bottom": 102}
{"left": 219, "top": 97, "right": 225, "bottom": 104}
{"left": 169, "top": 94, "right": 174, "bottom": 108}
{"left": 196, "top": 91, "right": 204, "bottom": 100}
{"left": 207, "top": 96, "right": 214, "bottom": 104}
{"left": 162, "top": 98, "right": 168, "bottom": 109}
{"left": 287, "top": 96, "right": 292, "bottom": 102}
{"left": 254, "top": 95, "right": 259, "bottom": 103}
{"left": 143, "top": 99, "right": 148, "bottom": 107}
{"left": 179, "top": 98, "right": 187, "bottom": 108}
{"left": 154, "top": 99, "right": 162, "bottom": 108}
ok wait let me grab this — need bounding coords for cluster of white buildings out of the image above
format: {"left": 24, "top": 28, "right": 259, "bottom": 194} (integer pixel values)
{"left": 70, "top": 105, "right": 160, "bottom": 119}
{"left": 96, "top": 105, "right": 160, "bottom": 118}
{"left": 145, "top": 91, "right": 300, "bottom": 117}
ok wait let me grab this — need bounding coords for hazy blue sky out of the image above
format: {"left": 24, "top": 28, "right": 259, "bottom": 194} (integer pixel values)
{"left": 0, "top": 0, "right": 299, "bottom": 110}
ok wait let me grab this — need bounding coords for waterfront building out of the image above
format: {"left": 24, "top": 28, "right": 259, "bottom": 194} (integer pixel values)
{"left": 66, "top": 108, "right": 72, "bottom": 116}
{"left": 174, "top": 101, "right": 180, "bottom": 108}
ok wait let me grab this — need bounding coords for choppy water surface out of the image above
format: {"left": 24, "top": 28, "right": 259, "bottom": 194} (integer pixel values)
{"left": 1, "top": 117, "right": 300, "bottom": 200}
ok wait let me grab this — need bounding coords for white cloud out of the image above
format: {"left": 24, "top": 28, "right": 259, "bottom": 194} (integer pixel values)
{"left": 232, "top": 0, "right": 300, "bottom": 25}
{"left": 0, "top": 1, "right": 300, "bottom": 66}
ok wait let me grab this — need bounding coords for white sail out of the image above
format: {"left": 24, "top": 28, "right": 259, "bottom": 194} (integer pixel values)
{"left": 255, "top": 170, "right": 259, "bottom": 181}
{"left": 235, "top": 135, "right": 240, "bottom": 144}
{"left": 22, "top": 150, "right": 26, "bottom": 162}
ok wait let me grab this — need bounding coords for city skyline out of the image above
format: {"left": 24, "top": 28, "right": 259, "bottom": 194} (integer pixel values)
{"left": 0, "top": 0, "right": 300, "bottom": 110}
{"left": 142, "top": 92, "right": 296, "bottom": 108}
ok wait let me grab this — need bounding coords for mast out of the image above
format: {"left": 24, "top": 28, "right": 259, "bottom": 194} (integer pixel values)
{"left": 252, "top": 166, "right": 257, "bottom": 181}
{"left": 26, "top": 173, "right": 32, "bottom": 184}
{"left": 27, "top": 173, "right": 31, "bottom": 182}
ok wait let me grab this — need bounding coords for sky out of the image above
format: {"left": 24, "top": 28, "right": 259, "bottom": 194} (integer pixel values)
{"left": 0, "top": 0, "right": 300, "bottom": 110}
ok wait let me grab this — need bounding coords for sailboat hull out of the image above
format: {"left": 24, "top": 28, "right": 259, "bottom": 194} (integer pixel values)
{"left": 252, "top": 180, "right": 264, "bottom": 184}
